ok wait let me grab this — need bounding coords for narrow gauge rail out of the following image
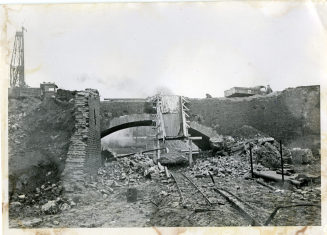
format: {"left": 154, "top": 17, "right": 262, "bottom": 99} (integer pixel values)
{"left": 170, "top": 171, "right": 221, "bottom": 209}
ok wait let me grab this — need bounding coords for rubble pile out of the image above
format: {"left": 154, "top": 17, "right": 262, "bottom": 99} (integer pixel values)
{"left": 190, "top": 155, "right": 252, "bottom": 178}
{"left": 252, "top": 141, "right": 292, "bottom": 169}
{"left": 97, "top": 153, "right": 167, "bottom": 188}
{"left": 9, "top": 180, "right": 73, "bottom": 217}
{"left": 209, "top": 135, "right": 236, "bottom": 156}
{"left": 291, "top": 148, "right": 314, "bottom": 164}
{"left": 8, "top": 96, "right": 76, "bottom": 222}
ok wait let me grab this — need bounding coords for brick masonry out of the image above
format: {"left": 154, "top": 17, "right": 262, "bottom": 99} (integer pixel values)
{"left": 62, "top": 89, "right": 101, "bottom": 193}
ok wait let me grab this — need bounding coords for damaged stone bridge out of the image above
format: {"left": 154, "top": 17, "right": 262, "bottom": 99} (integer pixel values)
{"left": 59, "top": 86, "right": 320, "bottom": 194}
{"left": 100, "top": 99, "right": 220, "bottom": 149}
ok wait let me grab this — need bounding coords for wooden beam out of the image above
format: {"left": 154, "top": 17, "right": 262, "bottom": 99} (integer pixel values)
{"left": 189, "top": 136, "right": 202, "bottom": 140}
{"left": 188, "top": 139, "right": 193, "bottom": 166}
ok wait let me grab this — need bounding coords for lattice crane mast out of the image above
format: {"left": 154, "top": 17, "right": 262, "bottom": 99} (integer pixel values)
{"left": 10, "top": 27, "right": 27, "bottom": 87}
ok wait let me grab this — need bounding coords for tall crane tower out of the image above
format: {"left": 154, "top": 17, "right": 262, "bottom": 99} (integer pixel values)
{"left": 10, "top": 27, "right": 27, "bottom": 87}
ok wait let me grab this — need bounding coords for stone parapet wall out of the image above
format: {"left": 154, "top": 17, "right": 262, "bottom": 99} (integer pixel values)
{"left": 8, "top": 87, "right": 41, "bottom": 98}
{"left": 100, "top": 100, "right": 155, "bottom": 130}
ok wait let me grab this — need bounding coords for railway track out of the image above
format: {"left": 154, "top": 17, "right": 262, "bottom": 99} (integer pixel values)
{"left": 169, "top": 171, "right": 220, "bottom": 209}
{"left": 168, "top": 170, "right": 266, "bottom": 226}
{"left": 153, "top": 169, "right": 320, "bottom": 226}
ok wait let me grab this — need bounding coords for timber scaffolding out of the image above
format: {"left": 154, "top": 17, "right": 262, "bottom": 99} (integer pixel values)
{"left": 153, "top": 95, "right": 201, "bottom": 166}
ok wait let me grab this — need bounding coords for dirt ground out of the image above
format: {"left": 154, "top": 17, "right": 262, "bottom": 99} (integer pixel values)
{"left": 9, "top": 151, "right": 321, "bottom": 228}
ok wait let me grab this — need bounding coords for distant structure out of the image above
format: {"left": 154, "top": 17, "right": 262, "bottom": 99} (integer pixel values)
{"left": 10, "top": 27, "right": 27, "bottom": 88}
{"left": 224, "top": 86, "right": 267, "bottom": 98}
{"left": 266, "top": 85, "right": 273, "bottom": 94}
{"left": 205, "top": 93, "right": 213, "bottom": 98}
{"left": 8, "top": 27, "right": 59, "bottom": 99}
{"left": 40, "top": 82, "right": 58, "bottom": 98}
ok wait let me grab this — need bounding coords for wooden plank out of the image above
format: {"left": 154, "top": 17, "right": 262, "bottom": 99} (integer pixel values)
{"left": 189, "top": 136, "right": 202, "bottom": 140}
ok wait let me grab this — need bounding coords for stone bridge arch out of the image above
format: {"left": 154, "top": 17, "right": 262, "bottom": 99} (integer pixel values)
{"left": 101, "top": 113, "right": 218, "bottom": 150}
{"left": 101, "top": 114, "right": 156, "bottom": 138}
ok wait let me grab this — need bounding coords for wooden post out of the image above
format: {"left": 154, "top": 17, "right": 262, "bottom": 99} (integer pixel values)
{"left": 164, "top": 166, "right": 170, "bottom": 178}
{"left": 188, "top": 138, "right": 193, "bottom": 166}
{"left": 157, "top": 138, "right": 160, "bottom": 162}
{"left": 249, "top": 144, "right": 254, "bottom": 178}
{"left": 279, "top": 140, "right": 284, "bottom": 183}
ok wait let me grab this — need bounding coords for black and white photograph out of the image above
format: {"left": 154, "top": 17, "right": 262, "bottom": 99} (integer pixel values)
{"left": 1, "top": 1, "right": 326, "bottom": 234}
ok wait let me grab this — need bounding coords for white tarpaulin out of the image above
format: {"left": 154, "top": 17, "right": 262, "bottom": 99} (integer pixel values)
{"left": 161, "top": 95, "right": 180, "bottom": 114}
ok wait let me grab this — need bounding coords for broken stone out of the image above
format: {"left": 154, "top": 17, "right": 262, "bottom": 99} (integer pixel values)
{"left": 21, "top": 218, "right": 43, "bottom": 227}
{"left": 160, "top": 191, "right": 168, "bottom": 196}
{"left": 111, "top": 181, "right": 120, "bottom": 187}
{"left": 53, "top": 220, "right": 59, "bottom": 225}
{"left": 69, "top": 200, "right": 76, "bottom": 206}
{"left": 10, "top": 201, "right": 21, "bottom": 207}
{"left": 41, "top": 200, "right": 57, "bottom": 214}
{"left": 253, "top": 142, "right": 281, "bottom": 169}
{"left": 59, "top": 203, "right": 70, "bottom": 211}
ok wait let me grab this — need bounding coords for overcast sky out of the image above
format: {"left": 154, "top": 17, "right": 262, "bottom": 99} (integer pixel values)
{"left": 4, "top": 2, "right": 327, "bottom": 98}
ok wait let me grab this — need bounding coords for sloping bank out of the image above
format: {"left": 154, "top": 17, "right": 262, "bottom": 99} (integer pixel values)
{"left": 8, "top": 89, "right": 101, "bottom": 200}
{"left": 189, "top": 86, "right": 320, "bottom": 154}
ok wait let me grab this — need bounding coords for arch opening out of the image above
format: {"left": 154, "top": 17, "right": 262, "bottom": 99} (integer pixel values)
{"left": 188, "top": 127, "right": 211, "bottom": 150}
{"left": 101, "top": 120, "right": 155, "bottom": 138}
